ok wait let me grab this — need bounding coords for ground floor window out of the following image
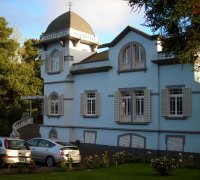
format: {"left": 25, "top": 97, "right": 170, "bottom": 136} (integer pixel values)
{"left": 166, "top": 135, "right": 185, "bottom": 151}
{"left": 118, "top": 133, "right": 146, "bottom": 148}
{"left": 84, "top": 130, "right": 97, "bottom": 144}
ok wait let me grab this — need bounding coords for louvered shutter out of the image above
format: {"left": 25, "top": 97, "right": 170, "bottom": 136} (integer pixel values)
{"left": 114, "top": 91, "right": 120, "bottom": 122}
{"left": 167, "top": 137, "right": 183, "bottom": 151}
{"left": 144, "top": 89, "right": 151, "bottom": 122}
{"left": 59, "top": 50, "right": 64, "bottom": 71}
{"left": 58, "top": 94, "right": 64, "bottom": 116}
{"left": 119, "top": 135, "right": 131, "bottom": 147}
{"left": 84, "top": 131, "right": 96, "bottom": 144}
{"left": 131, "top": 135, "right": 145, "bottom": 148}
{"left": 80, "top": 93, "right": 86, "bottom": 116}
{"left": 45, "top": 54, "right": 51, "bottom": 73}
{"left": 161, "top": 89, "right": 169, "bottom": 117}
{"left": 43, "top": 95, "right": 49, "bottom": 115}
{"left": 183, "top": 88, "right": 191, "bottom": 117}
{"left": 95, "top": 92, "right": 101, "bottom": 116}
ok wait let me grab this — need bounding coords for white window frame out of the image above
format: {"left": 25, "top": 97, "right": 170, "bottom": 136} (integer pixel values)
{"left": 50, "top": 93, "right": 59, "bottom": 115}
{"left": 51, "top": 50, "right": 60, "bottom": 72}
{"left": 161, "top": 87, "right": 191, "bottom": 118}
{"left": 114, "top": 89, "right": 151, "bottom": 123}
{"left": 44, "top": 92, "right": 64, "bottom": 116}
{"left": 81, "top": 91, "right": 101, "bottom": 118}
{"left": 119, "top": 42, "right": 146, "bottom": 71}
{"left": 45, "top": 49, "right": 64, "bottom": 74}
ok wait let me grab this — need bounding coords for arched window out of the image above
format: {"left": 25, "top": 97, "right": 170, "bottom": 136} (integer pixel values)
{"left": 49, "top": 128, "right": 58, "bottom": 139}
{"left": 45, "top": 49, "right": 64, "bottom": 74}
{"left": 49, "top": 92, "right": 59, "bottom": 115}
{"left": 51, "top": 49, "right": 60, "bottom": 72}
{"left": 119, "top": 42, "right": 146, "bottom": 71}
{"left": 118, "top": 133, "right": 146, "bottom": 149}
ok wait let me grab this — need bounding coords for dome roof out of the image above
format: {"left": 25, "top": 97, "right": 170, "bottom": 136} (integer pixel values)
{"left": 45, "top": 11, "right": 95, "bottom": 35}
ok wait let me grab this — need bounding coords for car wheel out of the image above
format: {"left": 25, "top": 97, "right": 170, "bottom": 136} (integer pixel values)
{"left": 46, "top": 156, "right": 55, "bottom": 167}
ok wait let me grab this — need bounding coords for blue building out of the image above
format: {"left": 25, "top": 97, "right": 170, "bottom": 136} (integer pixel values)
{"left": 36, "top": 10, "right": 200, "bottom": 153}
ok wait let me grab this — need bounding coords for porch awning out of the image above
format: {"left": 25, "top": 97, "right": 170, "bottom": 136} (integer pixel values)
{"left": 21, "top": 95, "right": 44, "bottom": 100}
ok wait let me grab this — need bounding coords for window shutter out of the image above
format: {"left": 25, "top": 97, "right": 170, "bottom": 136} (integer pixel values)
{"left": 58, "top": 94, "right": 64, "bottom": 116}
{"left": 95, "top": 92, "right": 101, "bottom": 116}
{"left": 167, "top": 137, "right": 183, "bottom": 151}
{"left": 114, "top": 91, "right": 120, "bottom": 122}
{"left": 183, "top": 88, "right": 191, "bottom": 117}
{"left": 80, "top": 93, "right": 86, "bottom": 116}
{"left": 59, "top": 50, "right": 64, "bottom": 71}
{"left": 161, "top": 89, "right": 169, "bottom": 117}
{"left": 144, "top": 89, "right": 151, "bottom": 122}
{"left": 131, "top": 135, "right": 145, "bottom": 148}
{"left": 43, "top": 95, "right": 49, "bottom": 115}
{"left": 45, "top": 54, "right": 51, "bottom": 73}
{"left": 119, "top": 135, "right": 131, "bottom": 147}
{"left": 84, "top": 131, "right": 96, "bottom": 144}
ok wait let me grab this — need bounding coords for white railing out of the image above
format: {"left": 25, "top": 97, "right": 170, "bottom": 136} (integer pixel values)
{"left": 10, "top": 117, "right": 33, "bottom": 138}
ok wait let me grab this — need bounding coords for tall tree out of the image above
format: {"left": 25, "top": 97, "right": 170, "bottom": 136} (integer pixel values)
{"left": 126, "top": 0, "right": 200, "bottom": 63}
{"left": 0, "top": 17, "right": 43, "bottom": 136}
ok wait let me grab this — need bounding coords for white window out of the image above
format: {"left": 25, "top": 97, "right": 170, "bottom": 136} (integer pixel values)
{"left": 45, "top": 49, "right": 64, "bottom": 74}
{"left": 166, "top": 136, "right": 184, "bottom": 151}
{"left": 44, "top": 93, "right": 64, "bottom": 116}
{"left": 87, "top": 93, "right": 96, "bottom": 115}
{"left": 114, "top": 89, "right": 150, "bottom": 123}
{"left": 50, "top": 93, "right": 59, "bottom": 115}
{"left": 81, "top": 91, "right": 101, "bottom": 117}
{"left": 161, "top": 87, "right": 191, "bottom": 118}
{"left": 119, "top": 42, "right": 146, "bottom": 71}
{"left": 118, "top": 133, "right": 145, "bottom": 149}
{"left": 51, "top": 50, "right": 60, "bottom": 72}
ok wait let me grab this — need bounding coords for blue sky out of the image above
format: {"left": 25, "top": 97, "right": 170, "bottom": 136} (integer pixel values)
{"left": 0, "top": 0, "right": 153, "bottom": 44}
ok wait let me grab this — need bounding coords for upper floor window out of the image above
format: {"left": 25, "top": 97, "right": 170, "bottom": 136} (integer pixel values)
{"left": 119, "top": 42, "right": 146, "bottom": 72}
{"left": 114, "top": 89, "right": 151, "bottom": 123}
{"left": 81, "top": 91, "right": 101, "bottom": 118}
{"left": 45, "top": 49, "right": 64, "bottom": 74}
{"left": 50, "top": 93, "right": 59, "bottom": 115}
{"left": 51, "top": 50, "right": 60, "bottom": 72}
{"left": 161, "top": 87, "right": 191, "bottom": 118}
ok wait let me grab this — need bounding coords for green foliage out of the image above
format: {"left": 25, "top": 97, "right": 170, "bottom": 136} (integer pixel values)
{"left": 151, "top": 156, "right": 178, "bottom": 176}
{"left": 0, "top": 17, "right": 43, "bottom": 136}
{"left": 127, "top": 0, "right": 200, "bottom": 63}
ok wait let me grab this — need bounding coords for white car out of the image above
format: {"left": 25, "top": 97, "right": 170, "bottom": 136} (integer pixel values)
{"left": 0, "top": 137, "right": 31, "bottom": 168}
{"left": 26, "top": 138, "right": 81, "bottom": 167}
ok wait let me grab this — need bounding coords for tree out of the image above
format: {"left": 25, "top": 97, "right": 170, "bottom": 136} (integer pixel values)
{"left": 0, "top": 17, "right": 43, "bottom": 136}
{"left": 126, "top": 0, "right": 200, "bottom": 63}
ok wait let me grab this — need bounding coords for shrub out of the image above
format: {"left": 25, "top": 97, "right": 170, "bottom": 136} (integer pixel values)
{"left": 151, "top": 156, "right": 178, "bottom": 176}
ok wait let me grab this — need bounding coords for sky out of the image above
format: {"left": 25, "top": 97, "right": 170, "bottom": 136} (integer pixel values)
{"left": 0, "top": 0, "right": 153, "bottom": 45}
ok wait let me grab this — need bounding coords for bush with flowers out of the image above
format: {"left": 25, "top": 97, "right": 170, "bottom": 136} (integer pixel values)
{"left": 151, "top": 156, "right": 178, "bottom": 176}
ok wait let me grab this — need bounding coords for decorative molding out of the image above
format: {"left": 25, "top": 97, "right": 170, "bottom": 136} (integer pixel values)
{"left": 44, "top": 80, "right": 74, "bottom": 85}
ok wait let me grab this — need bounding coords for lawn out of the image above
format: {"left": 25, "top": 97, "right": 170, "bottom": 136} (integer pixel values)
{"left": 1, "top": 163, "right": 200, "bottom": 180}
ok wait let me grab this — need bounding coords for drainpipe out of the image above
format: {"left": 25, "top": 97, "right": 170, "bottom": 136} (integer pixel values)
{"left": 157, "top": 63, "right": 161, "bottom": 157}
{"left": 30, "top": 100, "right": 32, "bottom": 117}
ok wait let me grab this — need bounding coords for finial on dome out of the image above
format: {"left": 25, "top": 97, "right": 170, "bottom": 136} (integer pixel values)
{"left": 67, "top": 0, "right": 73, "bottom": 11}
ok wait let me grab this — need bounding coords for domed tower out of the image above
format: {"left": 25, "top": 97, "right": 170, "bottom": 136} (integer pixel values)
{"left": 40, "top": 10, "right": 98, "bottom": 78}
{"left": 39, "top": 11, "right": 98, "bottom": 135}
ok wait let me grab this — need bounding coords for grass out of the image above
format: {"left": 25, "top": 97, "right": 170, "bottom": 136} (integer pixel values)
{"left": 1, "top": 163, "right": 200, "bottom": 180}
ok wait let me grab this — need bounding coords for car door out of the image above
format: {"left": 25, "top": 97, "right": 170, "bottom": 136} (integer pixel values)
{"left": 34, "top": 139, "right": 56, "bottom": 163}
{"left": 26, "top": 139, "right": 40, "bottom": 161}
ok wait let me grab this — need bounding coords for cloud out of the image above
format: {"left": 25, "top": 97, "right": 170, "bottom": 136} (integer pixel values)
{"left": 0, "top": 0, "right": 149, "bottom": 43}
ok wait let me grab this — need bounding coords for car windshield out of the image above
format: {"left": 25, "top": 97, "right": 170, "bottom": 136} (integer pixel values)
{"left": 6, "top": 140, "right": 28, "bottom": 150}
